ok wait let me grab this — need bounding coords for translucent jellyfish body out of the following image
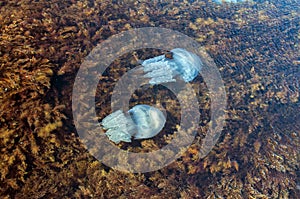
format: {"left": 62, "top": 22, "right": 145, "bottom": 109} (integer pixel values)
{"left": 101, "top": 105, "right": 166, "bottom": 144}
{"left": 141, "top": 48, "right": 202, "bottom": 85}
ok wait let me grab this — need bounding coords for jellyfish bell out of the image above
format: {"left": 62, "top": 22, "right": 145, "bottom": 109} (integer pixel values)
{"left": 170, "top": 48, "right": 202, "bottom": 82}
{"left": 101, "top": 104, "right": 166, "bottom": 144}
{"left": 129, "top": 105, "right": 166, "bottom": 140}
{"left": 141, "top": 48, "right": 203, "bottom": 85}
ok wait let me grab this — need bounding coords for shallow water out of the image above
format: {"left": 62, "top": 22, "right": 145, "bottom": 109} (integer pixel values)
{"left": 0, "top": 0, "right": 299, "bottom": 198}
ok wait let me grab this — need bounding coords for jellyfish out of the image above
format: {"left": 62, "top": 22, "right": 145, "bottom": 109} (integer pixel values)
{"left": 140, "top": 48, "right": 202, "bottom": 85}
{"left": 101, "top": 104, "right": 166, "bottom": 144}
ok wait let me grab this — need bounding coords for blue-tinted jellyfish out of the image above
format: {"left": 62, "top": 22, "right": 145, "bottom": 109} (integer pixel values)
{"left": 141, "top": 48, "right": 202, "bottom": 85}
{"left": 101, "top": 105, "right": 166, "bottom": 144}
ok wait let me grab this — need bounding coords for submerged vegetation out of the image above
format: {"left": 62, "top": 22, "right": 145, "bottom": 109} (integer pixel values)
{"left": 0, "top": 0, "right": 299, "bottom": 198}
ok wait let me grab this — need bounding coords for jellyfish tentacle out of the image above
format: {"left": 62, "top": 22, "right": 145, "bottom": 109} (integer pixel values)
{"left": 141, "top": 48, "right": 202, "bottom": 85}
{"left": 101, "top": 105, "right": 166, "bottom": 144}
{"left": 141, "top": 54, "right": 165, "bottom": 66}
{"left": 101, "top": 110, "right": 136, "bottom": 144}
{"left": 143, "top": 61, "right": 176, "bottom": 84}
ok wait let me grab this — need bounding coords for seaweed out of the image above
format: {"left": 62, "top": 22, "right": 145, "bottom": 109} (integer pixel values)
{"left": 0, "top": 0, "right": 299, "bottom": 198}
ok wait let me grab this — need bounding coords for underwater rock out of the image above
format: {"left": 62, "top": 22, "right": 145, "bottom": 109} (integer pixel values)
{"left": 141, "top": 48, "right": 202, "bottom": 85}
{"left": 101, "top": 105, "right": 166, "bottom": 144}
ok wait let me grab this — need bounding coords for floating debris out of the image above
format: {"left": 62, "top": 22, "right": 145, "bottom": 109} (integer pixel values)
{"left": 101, "top": 105, "right": 166, "bottom": 144}
{"left": 141, "top": 48, "right": 202, "bottom": 85}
